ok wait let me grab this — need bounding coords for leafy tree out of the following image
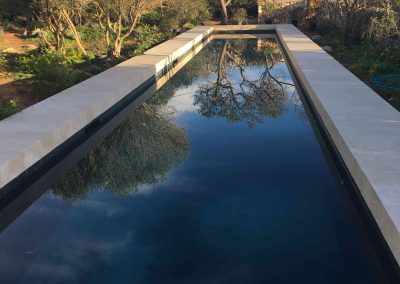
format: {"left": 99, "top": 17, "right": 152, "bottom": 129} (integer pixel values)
{"left": 160, "top": 0, "right": 210, "bottom": 32}
{"left": 31, "top": 0, "right": 89, "bottom": 54}
{"left": 32, "top": 0, "right": 69, "bottom": 52}
{"left": 57, "top": 0, "right": 90, "bottom": 54}
{"left": 92, "top": 0, "right": 163, "bottom": 57}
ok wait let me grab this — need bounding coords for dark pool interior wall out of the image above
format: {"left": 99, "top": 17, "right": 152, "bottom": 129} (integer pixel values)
{"left": 0, "top": 37, "right": 397, "bottom": 283}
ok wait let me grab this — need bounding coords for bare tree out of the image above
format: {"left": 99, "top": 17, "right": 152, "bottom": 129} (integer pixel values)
{"left": 93, "top": 0, "right": 163, "bottom": 57}
{"left": 32, "top": 0, "right": 89, "bottom": 54}
{"left": 342, "top": 0, "right": 367, "bottom": 43}
{"left": 58, "top": 0, "right": 91, "bottom": 54}
{"left": 32, "top": 0, "right": 68, "bottom": 52}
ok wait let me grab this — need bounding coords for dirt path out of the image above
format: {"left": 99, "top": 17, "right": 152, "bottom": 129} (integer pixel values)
{"left": 0, "top": 76, "right": 36, "bottom": 108}
{"left": 0, "top": 32, "right": 37, "bottom": 53}
{"left": 0, "top": 32, "right": 38, "bottom": 108}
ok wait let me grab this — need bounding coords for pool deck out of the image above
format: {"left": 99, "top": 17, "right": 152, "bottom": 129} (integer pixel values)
{"left": 0, "top": 25, "right": 400, "bottom": 266}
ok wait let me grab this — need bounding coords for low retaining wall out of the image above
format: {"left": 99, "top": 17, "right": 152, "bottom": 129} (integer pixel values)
{"left": 0, "top": 24, "right": 399, "bottom": 266}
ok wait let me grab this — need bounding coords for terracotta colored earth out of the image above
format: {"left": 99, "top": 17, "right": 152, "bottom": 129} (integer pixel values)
{"left": 0, "top": 32, "right": 37, "bottom": 53}
{"left": 0, "top": 32, "right": 38, "bottom": 108}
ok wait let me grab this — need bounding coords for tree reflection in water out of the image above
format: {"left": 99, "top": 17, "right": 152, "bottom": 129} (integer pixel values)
{"left": 194, "top": 39, "right": 299, "bottom": 128}
{"left": 51, "top": 40, "right": 220, "bottom": 201}
{"left": 52, "top": 38, "right": 302, "bottom": 201}
{"left": 52, "top": 101, "right": 190, "bottom": 201}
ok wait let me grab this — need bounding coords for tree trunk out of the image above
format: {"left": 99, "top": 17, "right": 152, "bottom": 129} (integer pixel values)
{"left": 113, "top": 39, "right": 122, "bottom": 57}
{"left": 306, "top": 0, "right": 312, "bottom": 17}
{"left": 220, "top": 0, "right": 229, "bottom": 24}
{"left": 217, "top": 41, "right": 228, "bottom": 83}
{"left": 106, "top": 30, "right": 110, "bottom": 46}
{"left": 40, "top": 30, "right": 53, "bottom": 49}
{"left": 72, "top": 30, "right": 87, "bottom": 55}
{"left": 54, "top": 30, "right": 65, "bottom": 53}
{"left": 61, "top": 10, "right": 87, "bottom": 55}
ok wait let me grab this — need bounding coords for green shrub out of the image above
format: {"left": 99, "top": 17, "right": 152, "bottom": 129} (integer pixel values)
{"left": 230, "top": 0, "right": 258, "bottom": 17}
{"left": 79, "top": 24, "right": 103, "bottom": 42}
{"left": 315, "top": 0, "right": 399, "bottom": 43}
{"left": 131, "top": 25, "right": 172, "bottom": 56}
{"left": 15, "top": 50, "right": 91, "bottom": 98}
{"left": 0, "top": 99, "right": 21, "bottom": 120}
{"left": 79, "top": 24, "right": 108, "bottom": 56}
{"left": 188, "top": 3, "right": 210, "bottom": 26}
{"left": 65, "top": 47, "right": 95, "bottom": 64}
{"left": 160, "top": 0, "right": 210, "bottom": 32}
{"left": 366, "top": 4, "right": 400, "bottom": 50}
{"left": 0, "top": 55, "right": 6, "bottom": 68}
{"left": 264, "top": 2, "right": 276, "bottom": 18}
{"left": 231, "top": 8, "right": 248, "bottom": 25}
{"left": 142, "top": 10, "right": 162, "bottom": 26}
{"left": 16, "top": 51, "right": 69, "bottom": 78}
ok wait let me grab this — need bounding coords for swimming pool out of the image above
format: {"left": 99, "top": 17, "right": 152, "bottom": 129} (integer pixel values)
{"left": 0, "top": 35, "right": 397, "bottom": 283}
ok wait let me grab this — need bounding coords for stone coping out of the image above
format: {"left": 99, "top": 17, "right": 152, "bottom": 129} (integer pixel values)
{"left": 0, "top": 24, "right": 399, "bottom": 266}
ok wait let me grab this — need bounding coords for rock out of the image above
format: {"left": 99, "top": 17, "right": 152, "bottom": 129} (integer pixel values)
{"left": 322, "top": 46, "right": 333, "bottom": 53}
{"left": 311, "top": 35, "right": 322, "bottom": 41}
{"left": 31, "top": 28, "right": 42, "bottom": 36}
{"left": 2, "top": 47, "right": 17, "bottom": 53}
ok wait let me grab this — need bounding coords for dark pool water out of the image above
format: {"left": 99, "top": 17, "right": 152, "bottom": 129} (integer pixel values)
{"left": 0, "top": 37, "right": 394, "bottom": 283}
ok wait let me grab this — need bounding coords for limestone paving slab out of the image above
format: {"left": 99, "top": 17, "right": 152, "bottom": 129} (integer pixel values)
{"left": 145, "top": 26, "right": 213, "bottom": 61}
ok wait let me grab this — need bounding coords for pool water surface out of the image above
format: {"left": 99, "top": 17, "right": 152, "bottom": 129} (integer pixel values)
{"left": 0, "top": 37, "right": 395, "bottom": 283}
